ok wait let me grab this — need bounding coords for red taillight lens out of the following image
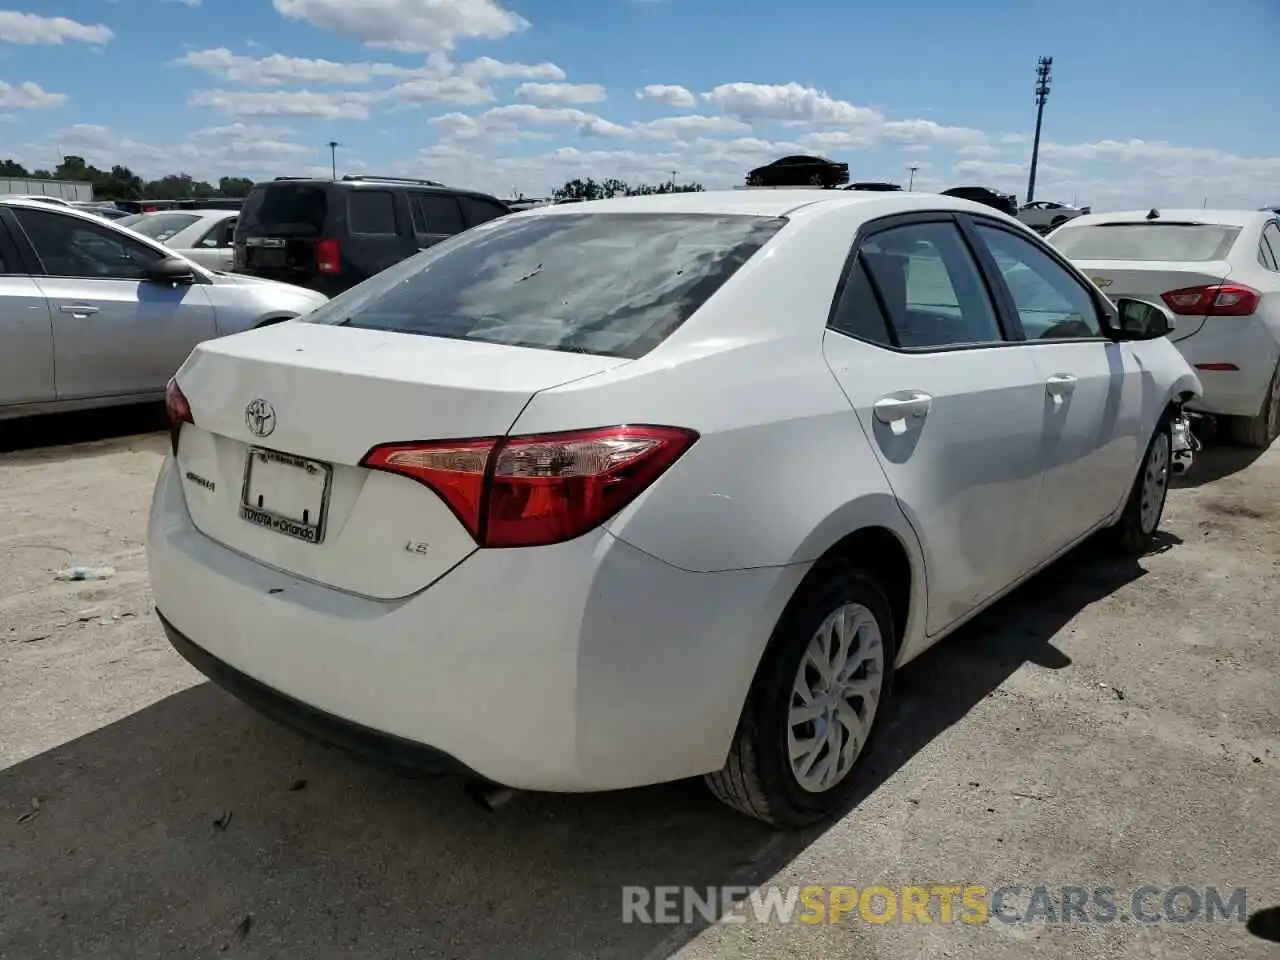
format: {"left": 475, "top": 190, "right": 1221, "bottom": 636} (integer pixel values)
{"left": 361, "top": 425, "right": 698, "bottom": 548}
{"left": 316, "top": 237, "right": 340, "bottom": 274}
{"left": 164, "top": 377, "right": 193, "bottom": 454}
{"left": 1160, "top": 284, "right": 1260, "bottom": 317}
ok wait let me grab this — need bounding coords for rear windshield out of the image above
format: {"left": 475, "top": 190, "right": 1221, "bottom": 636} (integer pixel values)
{"left": 1052, "top": 223, "right": 1242, "bottom": 261}
{"left": 127, "top": 213, "right": 201, "bottom": 242}
{"left": 302, "top": 212, "right": 786, "bottom": 359}
{"left": 237, "top": 183, "right": 328, "bottom": 237}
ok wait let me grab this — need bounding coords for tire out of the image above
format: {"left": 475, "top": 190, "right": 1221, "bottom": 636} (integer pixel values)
{"left": 748, "top": 175, "right": 763, "bottom": 186}
{"left": 808, "top": 173, "right": 825, "bottom": 187}
{"left": 1110, "top": 414, "right": 1174, "bottom": 555}
{"left": 705, "top": 563, "right": 896, "bottom": 827}
{"left": 1228, "top": 362, "right": 1280, "bottom": 449}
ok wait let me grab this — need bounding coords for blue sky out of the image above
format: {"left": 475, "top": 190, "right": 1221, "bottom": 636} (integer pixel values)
{"left": 2, "top": 0, "right": 1278, "bottom": 207}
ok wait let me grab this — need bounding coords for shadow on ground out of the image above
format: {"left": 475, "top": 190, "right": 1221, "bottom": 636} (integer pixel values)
{"left": 0, "top": 403, "right": 167, "bottom": 455}
{"left": 0, "top": 535, "right": 1168, "bottom": 959}
{"left": 1173, "top": 431, "right": 1270, "bottom": 490}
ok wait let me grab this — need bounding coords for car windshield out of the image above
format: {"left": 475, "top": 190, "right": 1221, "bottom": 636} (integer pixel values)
{"left": 302, "top": 212, "right": 786, "bottom": 359}
{"left": 126, "top": 213, "right": 201, "bottom": 242}
{"left": 238, "top": 183, "right": 328, "bottom": 237}
{"left": 1052, "top": 223, "right": 1242, "bottom": 261}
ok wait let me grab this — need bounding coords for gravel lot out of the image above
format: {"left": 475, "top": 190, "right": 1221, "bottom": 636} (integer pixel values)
{"left": 1, "top": 407, "right": 1277, "bottom": 959}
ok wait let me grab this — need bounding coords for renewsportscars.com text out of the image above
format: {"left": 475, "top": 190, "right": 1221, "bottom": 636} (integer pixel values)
{"left": 621, "top": 884, "right": 1249, "bottom": 926}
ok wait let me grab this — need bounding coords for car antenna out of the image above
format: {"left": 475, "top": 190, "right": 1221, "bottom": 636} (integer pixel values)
{"left": 1146, "top": 208, "right": 1160, "bottom": 220}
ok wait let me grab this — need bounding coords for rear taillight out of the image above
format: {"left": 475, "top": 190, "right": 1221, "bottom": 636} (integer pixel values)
{"left": 164, "top": 377, "right": 193, "bottom": 455}
{"left": 1160, "top": 283, "right": 1260, "bottom": 317}
{"left": 362, "top": 425, "right": 698, "bottom": 548}
{"left": 316, "top": 237, "right": 340, "bottom": 274}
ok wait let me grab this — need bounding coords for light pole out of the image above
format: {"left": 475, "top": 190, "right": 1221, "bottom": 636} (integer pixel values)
{"left": 1026, "top": 56, "right": 1053, "bottom": 204}
{"left": 907, "top": 165, "right": 918, "bottom": 191}
{"left": 326, "top": 140, "right": 339, "bottom": 180}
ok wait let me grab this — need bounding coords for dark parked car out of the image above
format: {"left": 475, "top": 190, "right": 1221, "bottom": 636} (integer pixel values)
{"left": 232, "top": 175, "right": 511, "bottom": 296}
{"left": 746, "top": 155, "right": 850, "bottom": 188}
{"left": 940, "top": 185, "right": 1018, "bottom": 217}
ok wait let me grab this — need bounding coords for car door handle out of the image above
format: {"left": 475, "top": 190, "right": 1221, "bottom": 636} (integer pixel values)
{"left": 873, "top": 392, "right": 933, "bottom": 428}
{"left": 58, "top": 303, "right": 99, "bottom": 316}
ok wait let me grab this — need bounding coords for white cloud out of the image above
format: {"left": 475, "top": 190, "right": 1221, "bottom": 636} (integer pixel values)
{"left": 456, "top": 56, "right": 565, "bottom": 81}
{"left": 15, "top": 122, "right": 333, "bottom": 180}
{"left": 515, "top": 82, "right": 606, "bottom": 105}
{"left": 635, "top": 84, "right": 696, "bottom": 109}
{"left": 174, "top": 47, "right": 424, "bottom": 85}
{"left": 0, "top": 11, "right": 113, "bottom": 45}
{"left": 881, "top": 119, "right": 987, "bottom": 149}
{"left": 640, "top": 115, "right": 752, "bottom": 140}
{"left": 164, "top": 0, "right": 202, "bottom": 6}
{"left": 189, "top": 88, "right": 373, "bottom": 120}
{"left": 0, "top": 80, "right": 66, "bottom": 109}
{"left": 272, "top": 0, "right": 529, "bottom": 52}
{"left": 430, "top": 107, "right": 751, "bottom": 144}
{"left": 701, "top": 82, "right": 881, "bottom": 126}
{"left": 381, "top": 77, "right": 496, "bottom": 106}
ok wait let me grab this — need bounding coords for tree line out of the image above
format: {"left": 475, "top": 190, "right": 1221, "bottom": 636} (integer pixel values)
{"left": 0, "top": 157, "right": 255, "bottom": 201}
{"left": 550, "top": 177, "right": 704, "bottom": 201}
{"left": 1, "top": 156, "right": 704, "bottom": 204}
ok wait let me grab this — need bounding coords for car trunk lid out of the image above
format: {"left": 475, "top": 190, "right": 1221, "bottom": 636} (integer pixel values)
{"left": 171, "top": 323, "right": 625, "bottom": 599}
{"left": 1073, "top": 260, "right": 1234, "bottom": 341}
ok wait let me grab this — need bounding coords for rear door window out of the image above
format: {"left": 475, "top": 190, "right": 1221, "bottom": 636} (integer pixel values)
{"left": 302, "top": 212, "right": 786, "bottom": 359}
{"left": 460, "top": 196, "right": 508, "bottom": 227}
{"left": 413, "top": 194, "right": 465, "bottom": 235}
{"left": 238, "top": 184, "right": 328, "bottom": 237}
{"left": 127, "top": 213, "right": 201, "bottom": 243}
{"left": 347, "top": 191, "right": 398, "bottom": 235}
{"left": 859, "top": 222, "right": 1005, "bottom": 349}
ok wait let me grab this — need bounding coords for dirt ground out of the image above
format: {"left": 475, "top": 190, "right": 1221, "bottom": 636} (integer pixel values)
{"left": 0, "top": 406, "right": 1277, "bottom": 960}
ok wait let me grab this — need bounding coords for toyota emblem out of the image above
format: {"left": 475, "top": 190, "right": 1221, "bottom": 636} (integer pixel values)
{"left": 245, "top": 399, "right": 277, "bottom": 438}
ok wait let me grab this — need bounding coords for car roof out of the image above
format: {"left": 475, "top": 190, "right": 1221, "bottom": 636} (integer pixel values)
{"left": 257, "top": 177, "right": 497, "bottom": 199}
{"left": 1062, "top": 209, "right": 1270, "bottom": 229}
{"left": 514, "top": 188, "right": 1018, "bottom": 222}
{"left": 0, "top": 196, "right": 121, "bottom": 219}
{"left": 136, "top": 208, "right": 236, "bottom": 218}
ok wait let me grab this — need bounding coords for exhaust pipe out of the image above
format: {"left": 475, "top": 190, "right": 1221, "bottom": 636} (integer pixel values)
{"left": 465, "top": 780, "right": 519, "bottom": 811}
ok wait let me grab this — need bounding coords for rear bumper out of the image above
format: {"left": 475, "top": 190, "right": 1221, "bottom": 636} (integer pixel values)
{"left": 159, "top": 611, "right": 482, "bottom": 779}
{"left": 1174, "top": 320, "right": 1279, "bottom": 418}
{"left": 146, "top": 457, "right": 806, "bottom": 792}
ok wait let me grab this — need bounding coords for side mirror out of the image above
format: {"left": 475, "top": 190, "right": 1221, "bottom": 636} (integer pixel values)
{"left": 1114, "top": 297, "right": 1174, "bottom": 340}
{"left": 145, "top": 256, "right": 196, "bottom": 285}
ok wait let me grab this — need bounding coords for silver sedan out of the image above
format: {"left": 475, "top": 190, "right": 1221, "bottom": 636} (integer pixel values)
{"left": 117, "top": 209, "right": 239, "bottom": 271}
{"left": 0, "top": 198, "right": 328, "bottom": 420}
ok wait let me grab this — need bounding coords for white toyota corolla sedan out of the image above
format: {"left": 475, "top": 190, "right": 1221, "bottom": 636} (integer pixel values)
{"left": 147, "top": 190, "right": 1200, "bottom": 826}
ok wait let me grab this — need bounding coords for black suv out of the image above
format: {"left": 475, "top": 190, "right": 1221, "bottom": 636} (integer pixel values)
{"left": 232, "top": 175, "right": 512, "bottom": 295}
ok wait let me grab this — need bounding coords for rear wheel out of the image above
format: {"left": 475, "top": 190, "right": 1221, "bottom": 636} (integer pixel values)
{"left": 705, "top": 564, "right": 894, "bottom": 827}
{"left": 808, "top": 173, "right": 825, "bottom": 187}
{"left": 1110, "top": 414, "right": 1173, "bottom": 555}
{"left": 1228, "top": 362, "right": 1280, "bottom": 449}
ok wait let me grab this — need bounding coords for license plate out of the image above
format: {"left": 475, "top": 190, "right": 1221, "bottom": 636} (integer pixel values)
{"left": 249, "top": 248, "right": 287, "bottom": 268}
{"left": 239, "top": 447, "right": 332, "bottom": 544}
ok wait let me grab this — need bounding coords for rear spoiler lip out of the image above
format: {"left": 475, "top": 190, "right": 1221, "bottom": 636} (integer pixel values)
{"left": 1094, "top": 220, "right": 1208, "bottom": 227}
